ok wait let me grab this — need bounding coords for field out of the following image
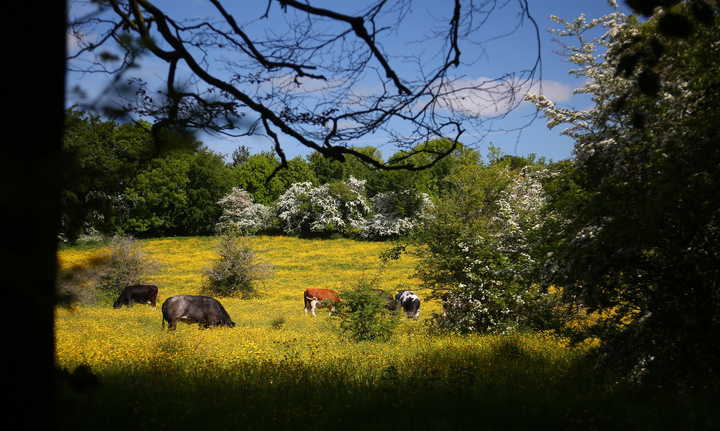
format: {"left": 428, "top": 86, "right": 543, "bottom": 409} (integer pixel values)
{"left": 55, "top": 236, "right": 717, "bottom": 430}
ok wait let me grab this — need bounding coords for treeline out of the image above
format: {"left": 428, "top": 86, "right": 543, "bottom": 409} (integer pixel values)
{"left": 62, "top": 107, "right": 533, "bottom": 242}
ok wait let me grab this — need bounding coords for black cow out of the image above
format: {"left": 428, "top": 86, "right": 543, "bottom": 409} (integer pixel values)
{"left": 161, "top": 295, "right": 235, "bottom": 331}
{"left": 113, "top": 285, "right": 158, "bottom": 310}
{"left": 394, "top": 290, "right": 421, "bottom": 318}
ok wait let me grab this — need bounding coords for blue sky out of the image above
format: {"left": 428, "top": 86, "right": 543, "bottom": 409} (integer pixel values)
{"left": 67, "top": 0, "right": 634, "bottom": 163}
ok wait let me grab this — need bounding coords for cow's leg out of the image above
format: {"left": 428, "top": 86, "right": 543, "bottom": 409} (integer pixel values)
{"left": 310, "top": 299, "right": 319, "bottom": 317}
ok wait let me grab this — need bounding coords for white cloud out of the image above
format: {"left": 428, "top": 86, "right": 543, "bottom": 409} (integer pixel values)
{"left": 431, "top": 76, "right": 574, "bottom": 117}
{"left": 532, "top": 79, "right": 574, "bottom": 102}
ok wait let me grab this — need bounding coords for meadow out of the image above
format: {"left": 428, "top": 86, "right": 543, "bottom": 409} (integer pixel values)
{"left": 55, "top": 236, "right": 718, "bottom": 430}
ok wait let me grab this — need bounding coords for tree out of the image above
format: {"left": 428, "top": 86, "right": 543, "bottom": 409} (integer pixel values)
{"left": 233, "top": 151, "right": 320, "bottom": 206}
{"left": 230, "top": 145, "right": 251, "bottom": 168}
{"left": 177, "top": 148, "right": 235, "bottom": 235}
{"left": 61, "top": 108, "right": 158, "bottom": 241}
{"left": 307, "top": 146, "right": 382, "bottom": 189}
{"left": 360, "top": 189, "right": 433, "bottom": 239}
{"left": 233, "top": 152, "right": 288, "bottom": 205}
{"left": 413, "top": 157, "right": 552, "bottom": 334}
{"left": 275, "top": 156, "right": 319, "bottom": 191}
{"left": 307, "top": 151, "right": 348, "bottom": 185}
{"left": 216, "top": 187, "right": 273, "bottom": 235}
{"left": 61, "top": 108, "right": 227, "bottom": 239}
{"left": 373, "top": 139, "right": 479, "bottom": 199}
{"left": 120, "top": 153, "right": 191, "bottom": 235}
{"left": 275, "top": 177, "right": 371, "bottom": 235}
{"left": 67, "top": 0, "right": 542, "bottom": 173}
{"left": 527, "top": 1, "right": 719, "bottom": 385}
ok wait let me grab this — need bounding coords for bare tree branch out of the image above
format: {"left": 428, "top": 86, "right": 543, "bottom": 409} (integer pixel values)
{"left": 67, "top": 0, "right": 543, "bottom": 170}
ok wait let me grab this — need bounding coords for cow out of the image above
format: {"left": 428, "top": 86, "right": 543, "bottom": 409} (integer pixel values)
{"left": 113, "top": 285, "right": 159, "bottom": 310}
{"left": 394, "top": 290, "right": 421, "bottom": 318}
{"left": 372, "top": 289, "right": 395, "bottom": 310}
{"left": 304, "top": 288, "right": 340, "bottom": 316}
{"left": 161, "top": 295, "right": 235, "bottom": 331}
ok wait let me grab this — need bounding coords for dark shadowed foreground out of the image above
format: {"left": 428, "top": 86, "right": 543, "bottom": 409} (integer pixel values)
{"left": 56, "top": 334, "right": 718, "bottom": 431}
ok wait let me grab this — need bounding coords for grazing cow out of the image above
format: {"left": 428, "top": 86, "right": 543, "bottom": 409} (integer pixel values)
{"left": 373, "top": 289, "right": 395, "bottom": 310}
{"left": 304, "top": 288, "right": 340, "bottom": 316}
{"left": 395, "top": 290, "right": 421, "bottom": 318}
{"left": 161, "top": 295, "right": 235, "bottom": 331}
{"left": 113, "top": 285, "right": 158, "bottom": 310}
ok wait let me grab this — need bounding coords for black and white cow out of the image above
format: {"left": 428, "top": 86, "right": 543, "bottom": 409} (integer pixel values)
{"left": 113, "top": 285, "right": 158, "bottom": 310}
{"left": 394, "top": 290, "right": 421, "bottom": 318}
{"left": 161, "top": 295, "right": 235, "bottom": 331}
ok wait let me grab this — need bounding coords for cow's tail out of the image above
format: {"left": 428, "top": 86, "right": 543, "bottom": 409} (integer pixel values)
{"left": 161, "top": 313, "right": 165, "bottom": 330}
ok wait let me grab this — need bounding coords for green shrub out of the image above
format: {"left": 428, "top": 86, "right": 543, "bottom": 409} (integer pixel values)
{"left": 270, "top": 316, "right": 286, "bottom": 329}
{"left": 56, "top": 235, "right": 160, "bottom": 306}
{"left": 202, "top": 235, "right": 275, "bottom": 297}
{"left": 336, "top": 274, "right": 399, "bottom": 342}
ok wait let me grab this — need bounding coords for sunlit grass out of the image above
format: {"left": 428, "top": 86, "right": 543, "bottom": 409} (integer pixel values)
{"left": 55, "top": 236, "right": 718, "bottom": 431}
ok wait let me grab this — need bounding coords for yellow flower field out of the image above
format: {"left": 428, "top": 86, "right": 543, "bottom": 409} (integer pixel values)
{"left": 56, "top": 237, "right": 715, "bottom": 431}
{"left": 55, "top": 236, "right": 580, "bottom": 378}
{"left": 56, "top": 236, "right": 436, "bottom": 373}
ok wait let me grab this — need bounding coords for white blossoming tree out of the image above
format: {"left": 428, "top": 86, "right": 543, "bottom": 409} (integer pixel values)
{"left": 527, "top": 1, "right": 720, "bottom": 385}
{"left": 414, "top": 159, "right": 553, "bottom": 334}
{"left": 361, "top": 190, "right": 433, "bottom": 239}
{"left": 275, "top": 177, "right": 371, "bottom": 236}
{"left": 216, "top": 187, "right": 272, "bottom": 235}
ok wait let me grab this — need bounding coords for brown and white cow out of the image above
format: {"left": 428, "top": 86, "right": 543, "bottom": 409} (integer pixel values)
{"left": 303, "top": 288, "right": 340, "bottom": 316}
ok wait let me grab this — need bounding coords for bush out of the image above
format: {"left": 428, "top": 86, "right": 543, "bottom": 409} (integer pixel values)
{"left": 202, "top": 235, "right": 275, "bottom": 297}
{"left": 56, "top": 235, "right": 160, "bottom": 306}
{"left": 335, "top": 274, "right": 400, "bottom": 342}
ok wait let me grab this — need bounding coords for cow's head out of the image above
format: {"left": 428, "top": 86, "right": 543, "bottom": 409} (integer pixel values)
{"left": 384, "top": 300, "right": 399, "bottom": 311}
